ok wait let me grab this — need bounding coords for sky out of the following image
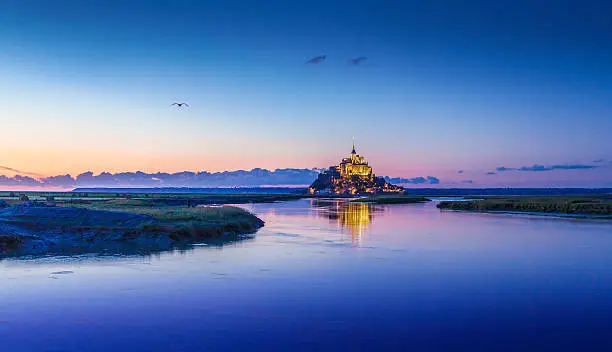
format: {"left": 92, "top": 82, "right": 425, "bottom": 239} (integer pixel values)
{"left": 0, "top": 0, "right": 611, "bottom": 187}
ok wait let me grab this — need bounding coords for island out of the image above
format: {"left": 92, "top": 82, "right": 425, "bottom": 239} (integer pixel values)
{"left": 308, "top": 141, "right": 405, "bottom": 196}
{"left": 437, "top": 196, "right": 612, "bottom": 218}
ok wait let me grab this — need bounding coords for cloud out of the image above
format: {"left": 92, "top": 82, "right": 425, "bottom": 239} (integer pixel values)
{"left": 0, "top": 165, "right": 22, "bottom": 173}
{"left": 305, "top": 55, "right": 327, "bottom": 64}
{"left": 0, "top": 165, "right": 43, "bottom": 178}
{"left": 593, "top": 159, "right": 605, "bottom": 163}
{"left": 384, "top": 176, "right": 441, "bottom": 185}
{"left": 495, "top": 164, "right": 599, "bottom": 173}
{"left": 461, "top": 180, "right": 474, "bottom": 184}
{"left": 519, "top": 164, "right": 551, "bottom": 171}
{"left": 457, "top": 170, "right": 464, "bottom": 174}
{"left": 0, "top": 175, "right": 19, "bottom": 186}
{"left": 42, "top": 174, "right": 76, "bottom": 188}
{"left": 486, "top": 172, "right": 497, "bottom": 175}
{"left": 549, "top": 164, "right": 598, "bottom": 170}
{"left": 0, "top": 175, "right": 43, "bottom": 187}
{"left": 1, "top": 168, "right": 326, "bottom": 189}
{"left": 427, "top": 176, "right": 440, "bottom": 184}
{"left": 350, "top": 57, "right": 367, "bottom": 65}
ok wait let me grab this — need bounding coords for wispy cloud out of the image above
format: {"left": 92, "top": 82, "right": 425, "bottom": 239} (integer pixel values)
{"left": 305, "top": 55, "right": 327, "bottom": 64}
{"left": 349, "top": 56, "right": 367, "bottom": 65}
{"left": 0, "top": 165, "right": 43, "bottom": 178}
{"left": 457, "top": 170, "right": 464, "bottom": 174}
{"left": 385, "top": 176, "right": 440, "bottom": 185}
{"left": 494, "top": 164, "right": 599, "bottom": 173}
{"left": 486, "top": 172, "right": 497, "bottom": 175}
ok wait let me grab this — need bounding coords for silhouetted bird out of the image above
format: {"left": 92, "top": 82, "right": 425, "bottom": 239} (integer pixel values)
{"left": 171, "top": 102, "right": 189, "bottom": 108}
{"left": 305, "top": 55, "right": 327, "bottom": 64}
{"left": 350, "top": 57, "right": 367, "bottom": 65}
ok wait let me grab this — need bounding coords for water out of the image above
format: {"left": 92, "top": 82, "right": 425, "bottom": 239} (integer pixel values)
{"left": 2, "top": 199, "right": 612, "bottom": 351}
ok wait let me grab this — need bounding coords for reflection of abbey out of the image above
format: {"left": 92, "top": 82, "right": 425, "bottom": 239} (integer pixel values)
{"left": 309, "top": 141, "right": 404, "bottom": 195}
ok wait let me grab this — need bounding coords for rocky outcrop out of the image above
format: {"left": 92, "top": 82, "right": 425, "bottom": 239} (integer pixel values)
{"left": 309, "top": 173, "right": 404, "bottom": 196}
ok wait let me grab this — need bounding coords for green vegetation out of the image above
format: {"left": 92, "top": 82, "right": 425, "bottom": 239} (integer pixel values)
{"left": 72, "top": 202, "right": 265, "bottom": 238}
{"left": 437, "top": 197, "right": 612, "bottom": 217}
{"left": 350, "top": 195, "right": 430, "bottom": 204}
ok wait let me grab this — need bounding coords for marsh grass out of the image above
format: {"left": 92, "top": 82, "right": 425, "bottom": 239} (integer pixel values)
{"left": 438, "top": 197, "right": 612, "bottom": 216}
{"left": 56, "top": 201, "right": 265, "bottom": 237}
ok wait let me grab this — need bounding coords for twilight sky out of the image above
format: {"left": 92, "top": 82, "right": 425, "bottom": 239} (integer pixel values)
{"left": 0, "top": 0, "right": 611, "bottom": 187}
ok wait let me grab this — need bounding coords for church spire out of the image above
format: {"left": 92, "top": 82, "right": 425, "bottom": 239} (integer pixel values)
{"left": 351, "top": 137, "right": 356, "bottom": 154}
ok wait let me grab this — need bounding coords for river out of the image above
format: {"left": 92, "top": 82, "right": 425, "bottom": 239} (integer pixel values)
{"left": 1, "top": 199, "right": 612, "bottom": 351}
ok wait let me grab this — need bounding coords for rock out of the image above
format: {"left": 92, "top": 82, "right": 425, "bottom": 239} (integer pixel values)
{"left": 0, "top": 200, "right": 7, "bottom": 209}
{"left": 19, "top": 194, "right": 30, "bottom": 202}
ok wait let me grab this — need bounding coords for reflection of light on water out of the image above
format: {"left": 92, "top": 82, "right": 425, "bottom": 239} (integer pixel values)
{"left": 313, "top": 200, "right": 381, "bottom": 247}
{"left": 339, "top": 203, "right": 371, "bottom": 246}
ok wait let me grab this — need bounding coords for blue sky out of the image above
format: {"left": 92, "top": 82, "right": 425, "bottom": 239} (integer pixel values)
{"left": 0, "top": 0, "right": 611, "bottom": 187}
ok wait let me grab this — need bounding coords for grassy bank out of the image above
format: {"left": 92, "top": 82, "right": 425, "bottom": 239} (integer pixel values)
{"left": 75, "top": 202, "right": 266, "bottom": 238}
{"left": 350, "top": 195, "right": 430, "bottom": 204}
{"left": 437, "top": 197, "right": 612, "bottom": 217}
{"left": 0, "top": 203, "right": 264, "bottom": 257}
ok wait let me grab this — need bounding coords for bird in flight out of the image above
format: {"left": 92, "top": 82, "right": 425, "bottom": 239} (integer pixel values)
{"left": 171, "top": 102, "right": 189, "bottom": 108}
{"left": 350, "top": 57, "right": 367, "bottom": 65}
{"left": 305, "top": 55, "right": 327, "bottom": 64}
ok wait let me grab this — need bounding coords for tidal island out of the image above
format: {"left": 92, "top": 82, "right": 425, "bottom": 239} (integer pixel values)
{"left": 308, "top": 141, "right": 405, "bottom": 196}
{"left": 307, "top": 142, "right": 429, "bottom": 204}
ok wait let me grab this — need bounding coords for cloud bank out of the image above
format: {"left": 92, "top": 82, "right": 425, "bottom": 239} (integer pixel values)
{"left": 0, "top": 168, "right": 440, "bottom": 189}
{"left": 384, "top": 176, "right": 440, "bottom": 185}
{"left": 0, "top": 169, "right": 322, "bottom": 189}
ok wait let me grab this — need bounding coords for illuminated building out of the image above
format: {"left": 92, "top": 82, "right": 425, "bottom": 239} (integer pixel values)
{"left": 308, "top": 141, "right": 404, "bottom": 195}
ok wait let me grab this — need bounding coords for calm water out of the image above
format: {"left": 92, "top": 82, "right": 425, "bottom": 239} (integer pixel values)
{"left": 2, "top": 199, "right": 612, "bottom": 351}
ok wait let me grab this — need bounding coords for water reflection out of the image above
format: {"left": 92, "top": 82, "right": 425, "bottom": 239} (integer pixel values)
{"left": 0, "top": 233, "right": 256, "bottom": 262}
{"left": 312, "top": 200, "right": 384, "bottom": 246}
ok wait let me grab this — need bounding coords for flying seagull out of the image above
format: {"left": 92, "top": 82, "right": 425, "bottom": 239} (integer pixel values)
{"left": 350, "top": 57, "right": 367, "bottom": 65}
{"left": 305, "top": 55, "right": 327, "bottom": 64}
{"left": 171, "top": 102, "right": 189, "bottom": 108}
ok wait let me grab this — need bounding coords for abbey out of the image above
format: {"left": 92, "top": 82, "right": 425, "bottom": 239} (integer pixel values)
{"left": 308, "top": 142, "right": 404, "bottom": 195}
